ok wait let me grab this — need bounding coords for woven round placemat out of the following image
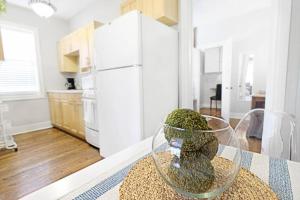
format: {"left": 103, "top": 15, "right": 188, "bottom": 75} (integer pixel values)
{"left": 119, "top": 155, "right": 278, "bottom": 200}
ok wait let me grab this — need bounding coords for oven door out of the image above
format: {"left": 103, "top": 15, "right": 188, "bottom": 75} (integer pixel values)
{"left": 82, "top": 98, "right": 98, "bottom": 131}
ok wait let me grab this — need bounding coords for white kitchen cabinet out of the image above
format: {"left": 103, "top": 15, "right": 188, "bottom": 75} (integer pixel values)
{"left": 204, "top": 47, "right": 222, "bottom": 73}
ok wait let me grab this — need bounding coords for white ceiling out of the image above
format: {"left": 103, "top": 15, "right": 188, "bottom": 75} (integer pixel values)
{"left": 192, "top": 0, "right": 273, "bottom": 27}
{"left": 7, "top": 0, "right": 98, "bottom": 20}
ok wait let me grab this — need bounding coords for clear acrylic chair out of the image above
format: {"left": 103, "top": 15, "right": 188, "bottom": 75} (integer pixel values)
{"left": 0, "top": 102, "right": 17, "bottom": 151}
{"left": 235, "top": 109, "right": 296, "bottom": 160}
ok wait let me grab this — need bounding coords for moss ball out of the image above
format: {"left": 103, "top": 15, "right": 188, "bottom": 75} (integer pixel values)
{"left": 164, "top": 109, "right": 214, "bottom": 152}
{"left": 164, "top": 109, "right": 221, "bottom": 193}
{"left": 165, "top": 109, "right": 211, "bottom": 130}
{"left": 200, "top": 137, "right": 219, "bottom": 160}
{"left": 167, "top": 153, "right": 215, "bottom": 193}
{"left": 180, "top": 137, "right": 218, "bottom": 161}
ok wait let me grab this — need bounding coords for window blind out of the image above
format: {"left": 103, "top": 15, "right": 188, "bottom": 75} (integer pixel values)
{"left": 0, "top": 24, "right": 41, "bottom": 96}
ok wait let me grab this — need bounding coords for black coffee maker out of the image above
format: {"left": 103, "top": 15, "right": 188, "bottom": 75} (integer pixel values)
{"left": 65, "top": 78, "right": 76, "bottom": 90}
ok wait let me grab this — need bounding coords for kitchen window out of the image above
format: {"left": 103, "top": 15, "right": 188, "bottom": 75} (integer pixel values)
{"left": 0, "top": 22, "right": 44, "bottom": 100}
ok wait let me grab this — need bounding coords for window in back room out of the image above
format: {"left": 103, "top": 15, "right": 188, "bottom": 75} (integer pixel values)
{"left": 0, "top": 22, "right": 43, "bottom": 100}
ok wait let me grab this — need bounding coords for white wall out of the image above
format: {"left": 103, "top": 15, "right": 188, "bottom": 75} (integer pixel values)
{"left": 194, "top": 2, "right": 274, "bottom": 117}
{"left": 192, "top": 0, "right": 273, "bottom": 27}
{"left": 0, "top": 4, "right": 69, "bottom": 134}
{"left": 197, "top": 49, "right": 222, "bottom": 108}
{"left": 69, "top": 0, "right": 122, "bottom": 30}
{"left": 200, "top": 73, "right": 222, "bottom": 108}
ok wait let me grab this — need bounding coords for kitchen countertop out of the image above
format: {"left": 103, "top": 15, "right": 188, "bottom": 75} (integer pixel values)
{"left": 47, "top": 90, "right": 83, "bottom": 94}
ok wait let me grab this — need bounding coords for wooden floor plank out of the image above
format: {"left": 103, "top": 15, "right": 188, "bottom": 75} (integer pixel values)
{"left": 200, "top": 107, "right": 261, "bottom": 153}
{"left": 0, "top": 128, "right": 102, "bottom": 200}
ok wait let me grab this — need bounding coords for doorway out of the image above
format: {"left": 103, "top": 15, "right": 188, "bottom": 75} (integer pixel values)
{"left": 192, "top": 0, "right": 273, "bottom": 121}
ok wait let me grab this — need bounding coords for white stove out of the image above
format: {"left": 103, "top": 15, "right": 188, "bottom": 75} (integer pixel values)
{"left": 81, "top": 74, "right": 99, "bottom": 148}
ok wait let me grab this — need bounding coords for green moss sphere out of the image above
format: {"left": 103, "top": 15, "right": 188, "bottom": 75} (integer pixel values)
{"left": 200, "top": 137, "right": 219, "bottom": 160}
{"left": 167, "top": 153, "right": 215, "bottom": 193}
{"left": 180, "top": 137, "right": 218, "bottom": 160}
{"left": 164, "top": 109, "right": 216, "bottom": 152}
{"left": 0, "top": 0, "right": 6, "bottom": 13}
{"left": 165, "top": 109, "right": 211, "bottom": 130}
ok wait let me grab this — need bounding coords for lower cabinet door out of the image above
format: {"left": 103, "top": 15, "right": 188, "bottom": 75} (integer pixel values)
{"left": 53, "top": 100, "right": 63, "bottom": 127}
{"left": 74, "top": 101, "right": 85, "bottom": 138}
{"left": 48, "top": 99, "right": 56, "bottom": 126}
{"left": 61, "top": 101, "right": 76, "bottom": 133}
{"left": 48, "top": 93, "right": 85, "bottom": 140}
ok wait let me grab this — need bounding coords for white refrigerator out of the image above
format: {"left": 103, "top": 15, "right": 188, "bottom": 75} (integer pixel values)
{"left": 94, "top": 11, "right": 178, "bottom": 157}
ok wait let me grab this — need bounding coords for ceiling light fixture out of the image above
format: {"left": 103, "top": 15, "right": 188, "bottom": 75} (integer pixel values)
{"left": 29, "top": 0, "right": 57, "bottom": 18}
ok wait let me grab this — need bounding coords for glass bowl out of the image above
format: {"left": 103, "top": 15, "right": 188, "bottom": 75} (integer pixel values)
{"left": 151, "top": 115, "right": 242, "bottom": 199}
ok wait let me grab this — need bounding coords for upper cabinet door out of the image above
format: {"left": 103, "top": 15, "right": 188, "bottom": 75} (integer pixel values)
{"left": 139, "top": 0, "right": 153, "bottom": 17}
{"left": 204, "top": 47, "right": 222, "bottom": 73}
{"left": 94, "top": 11, "right": 142, "bottom": 71}
{"left": 152, "top": 0, "right": 178, "bottom": 26}
{"left": 78, "top": 28, "right": 90, "bottom": 69}
{"left": 120, "top": 0, "right": 178, "bottom": 26}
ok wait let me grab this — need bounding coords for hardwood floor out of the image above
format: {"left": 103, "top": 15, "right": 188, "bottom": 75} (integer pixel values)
{"left": 200, "top": 107, "right": 222, "bottom": 117}
{"left": 199, "top": 108, "right": 239, "bottom": 129}
{"left": 200, "top": 107, "right": 261, "bottom": 153}
{"left": 0, "top": 128, "right": 102, "bottom": 200}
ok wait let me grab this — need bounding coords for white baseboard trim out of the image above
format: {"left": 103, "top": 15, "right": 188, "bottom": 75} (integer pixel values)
{"left": 200, "top": 104, "right": 222, "bottom": 109}
{"left": 10, "top": 121, "right": 53, "bottom": 135}
{"left": 230, "top": 112, "right": 245, "bottom": 119}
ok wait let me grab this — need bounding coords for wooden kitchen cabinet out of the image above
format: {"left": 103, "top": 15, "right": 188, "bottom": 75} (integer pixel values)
{"left": 53, "top": 98, "right": 63, "bottom": 128}
{"left": 71, "top": 30, "right": 82, "bottom": 53}
{"left": 58, "top": 40, "right": 78, "bottom": 73}
{"left": 48, "top": 92, "right": 85, "bottom": 140}
{"left": 74, "top": 100, "right": 85, "bottom": 137}
{"left": 139, "top": 0, "right": 153, "bottom": 17}
{"left": 152, "top": 0, "right": 178, "bottom": 26}
{"left": 78, "top": 28, "right": 90, "bottom": 69}
{"left": 61, "top": 35, "right": 73, "bottom": 55}
{"left": 48, "top": 93, "right": 63, "bottom": 128}
{"left": 120, "top": 0, "right": 178, "bottom": 26}
{"left": 121, "top": 0, "right": 137, "bottom": 14}
{"left": 0, "top": 31, "right": 4, "bottom": 61}
{"left": 58, "top": 21, "right": 102, "bottom": 73}
{"left": 61, "top": 100, "right": 75, "bottom": 132}
{"left": 48, "top": 99, "right": 56, "bottom": 124}
{"left": 79, "top": 21, "right": 102, "bottom": 72}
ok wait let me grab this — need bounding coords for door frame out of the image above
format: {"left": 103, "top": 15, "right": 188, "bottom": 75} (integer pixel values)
{"left": 197, "top": 39, "right": 233, "bottom": 121}
{"left": 262, "top": 0, "right": 293, "bottom": 158}
{"left": 179, "top": 0, "right": 194, "bottom": 109}
{"left": 265, "top": 0, "right": 292, "bottom": 112}
{"left": 182, "top": 0, "right": 292, "bottom": 116}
